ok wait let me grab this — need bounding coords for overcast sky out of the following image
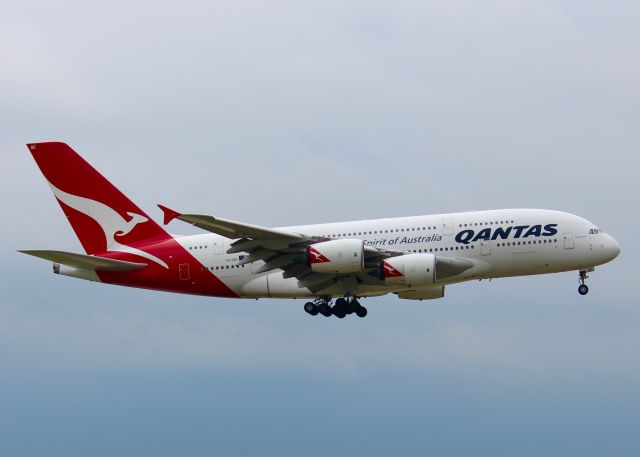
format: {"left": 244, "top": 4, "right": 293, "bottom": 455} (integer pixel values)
{"left": 1, "top": 0, "right": 639, "bottom": 455}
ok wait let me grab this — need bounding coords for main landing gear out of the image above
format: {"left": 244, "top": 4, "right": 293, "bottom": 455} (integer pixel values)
{"left": 578, "top": 270, "right": 589, "bottom": 296}
{"left": 304, "top": 297, "right": 368, "bottom": 318}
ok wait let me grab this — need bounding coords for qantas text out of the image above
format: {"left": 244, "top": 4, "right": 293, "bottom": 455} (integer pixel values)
{"left": 455, "top": 224, "right": 558, "bottom": 245}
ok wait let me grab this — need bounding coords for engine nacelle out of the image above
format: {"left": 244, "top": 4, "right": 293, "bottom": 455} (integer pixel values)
{"left": 382, "top": 253, "right": 436, "bottom": 288}
{"left": 308, "top": 239, "right": 364, "bottom": 274}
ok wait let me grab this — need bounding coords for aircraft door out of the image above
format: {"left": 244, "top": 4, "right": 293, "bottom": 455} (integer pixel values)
{"left": 178, "top": 263, "right": 190, "bottom": 280}
{"left": 481, "top": 240, "right": 491, "bottom": 256}
{"left": 442, "top": 219, "right": 453, "bottom": 236}
{"left": 563, "top": 232, "right": 574, "bottom": 249}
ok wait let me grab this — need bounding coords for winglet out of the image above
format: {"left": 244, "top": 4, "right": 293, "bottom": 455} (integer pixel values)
{"left": 158, "top": 204, "right": 181, "bottom": 225}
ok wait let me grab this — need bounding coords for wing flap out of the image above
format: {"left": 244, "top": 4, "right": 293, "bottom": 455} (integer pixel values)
{"left": 253, "top": 254, "right": 298, "bottom": 273}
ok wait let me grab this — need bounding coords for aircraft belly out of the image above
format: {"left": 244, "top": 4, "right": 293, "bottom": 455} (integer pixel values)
{"left": 238, "top": 271, "right": 412, "bottom": 299}
{"left": 239, "top": 274, "right": 269, "bottom": 298}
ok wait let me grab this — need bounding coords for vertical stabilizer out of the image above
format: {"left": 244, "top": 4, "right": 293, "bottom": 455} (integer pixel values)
{"left": 27, "top": 142, "right": 171, "bottom": 258}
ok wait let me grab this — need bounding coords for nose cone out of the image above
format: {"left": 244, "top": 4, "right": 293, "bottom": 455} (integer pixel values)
{"left": 604, "top": 234, "right": 621, "bottom": 262}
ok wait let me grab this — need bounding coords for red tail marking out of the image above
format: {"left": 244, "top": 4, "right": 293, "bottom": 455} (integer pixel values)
{"left": 27, "top": 142, "right": 239, "bottom": 297}
{"left": 27, "top": 142, "right": 171, "bottom": 254}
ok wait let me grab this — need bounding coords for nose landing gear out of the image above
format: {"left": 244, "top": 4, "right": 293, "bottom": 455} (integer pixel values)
{"left": 303, "top": 296, "right": 368, "bottom": 318}
{"left": 578, "top": 270, "right": 589, "bottom": 295}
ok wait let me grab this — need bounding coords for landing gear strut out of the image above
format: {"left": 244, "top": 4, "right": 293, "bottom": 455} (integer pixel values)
{"left": 578, "top": 270, "right": 589, "bottom": 296}
{"left": 303, "top": 296, "right": 368, "bottom": 318}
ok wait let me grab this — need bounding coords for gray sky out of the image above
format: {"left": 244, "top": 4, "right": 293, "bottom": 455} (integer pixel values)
{"left": 2, "top": 0, "right": 639, "bottom": 455}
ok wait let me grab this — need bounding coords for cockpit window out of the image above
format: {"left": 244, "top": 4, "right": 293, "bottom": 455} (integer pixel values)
{"left": 588, "top": 228, "right": 602, "bottom": 235}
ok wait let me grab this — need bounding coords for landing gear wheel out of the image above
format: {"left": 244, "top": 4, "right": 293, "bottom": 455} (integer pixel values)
{"left": 355, "top": 306, "right": 368, "bottom": 318}
{"left": 334, "top": 298, "right": 347, "bottom": 308}
{"left": 318, "top": 303, "right": 333, "bottom": 317}
{"left": 332, "top": 297, "right": 347, "bottom": 318}
{"left": 304, "top": 302, "right": 319, "bottom": 316}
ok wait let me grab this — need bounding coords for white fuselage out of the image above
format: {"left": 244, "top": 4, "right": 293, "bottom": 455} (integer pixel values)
{"left": 175, "top": 209, "right": 620, "bottom": 299}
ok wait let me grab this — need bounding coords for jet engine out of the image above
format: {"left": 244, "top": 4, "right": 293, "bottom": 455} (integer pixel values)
{"left": 381, "top": 253, "right": 436, "bottom": 288}
{"left": 307, "top": 239, "right": 364, "bottom": 274}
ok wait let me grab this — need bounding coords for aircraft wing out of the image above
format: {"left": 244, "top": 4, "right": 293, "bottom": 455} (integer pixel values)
{"left": 158, "top": 208, "right": 305, "bottom": 241}
{"left": 158, "top": 205, "right": 399, "bottom": 293}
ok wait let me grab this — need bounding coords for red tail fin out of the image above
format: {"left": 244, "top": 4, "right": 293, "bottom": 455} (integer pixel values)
{"left": 27, "top": 142, "right": 171, "bottom": 255}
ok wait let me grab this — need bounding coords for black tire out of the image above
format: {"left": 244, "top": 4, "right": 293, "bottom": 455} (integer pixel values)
{"left": 333, "top": 298, "right": 347, "bottom": 316}
{"left": 355, "top": 306, "right": 368, "bottom": 318}
{"left": 333, "top": 309, "right": 346, "bottom": 318}
{"left": 304, "top": 302, "right": 319, "bottom": 316}
{"left": 319, "top": 303, "right": 333, "bottom": 317}
{"left": 578, "top": 284, "right": 589, "bottom": 296}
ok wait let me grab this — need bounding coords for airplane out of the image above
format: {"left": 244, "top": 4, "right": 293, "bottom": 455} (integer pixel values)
{"left": 20, "top": 142, "right": 621, "bottom": 318}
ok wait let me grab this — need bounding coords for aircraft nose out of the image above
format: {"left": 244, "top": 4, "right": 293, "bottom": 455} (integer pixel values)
{"left": 609, "top": 235, "right": 620, "bottom": 259}
{"left": 605, "top": 234, "right": 621, "bottom": 261}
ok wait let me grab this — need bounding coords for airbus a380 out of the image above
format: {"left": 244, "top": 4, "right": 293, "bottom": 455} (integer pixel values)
{"left": 21, "top": 142, "right": 621, "bottom": 318}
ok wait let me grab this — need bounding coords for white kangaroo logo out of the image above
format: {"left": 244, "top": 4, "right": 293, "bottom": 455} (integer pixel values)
{"left": 48, "top": 181, "right": 169, "bottom": 269}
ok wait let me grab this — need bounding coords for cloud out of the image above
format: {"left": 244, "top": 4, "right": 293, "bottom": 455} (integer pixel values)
{"left": 2, "top": 287, "right": 638, "bottom": 385}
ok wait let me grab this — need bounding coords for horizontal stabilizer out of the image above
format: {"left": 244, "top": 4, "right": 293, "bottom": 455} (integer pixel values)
{"left": 19, "top": 250, "right": 147, "bottom": 271}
